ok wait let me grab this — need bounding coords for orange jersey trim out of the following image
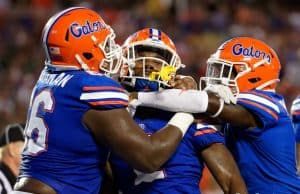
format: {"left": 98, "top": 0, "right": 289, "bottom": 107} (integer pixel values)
{"left": 83, "top": 86, "right": 126, "bottom": 92}
{"left": 89, "top": 100, "right": 128, "bottom": 106}
{"left": 292, "top": 110, "right": 300, "bottom": 115}
{"left": 194, "top": 129, "right": 216, "bottom": 136}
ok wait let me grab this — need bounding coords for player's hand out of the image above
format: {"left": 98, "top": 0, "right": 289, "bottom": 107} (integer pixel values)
{"left": 129, "top": 92, "right": 138, "bottom": 101}
{"left": 169, "top": 75, "right": 197, "bottom": 90}
{"left": 127, "top": 92, "right": 140, "bottom": 116}
{"left": 204, "top": 84, "right": 237, "bottom": 104}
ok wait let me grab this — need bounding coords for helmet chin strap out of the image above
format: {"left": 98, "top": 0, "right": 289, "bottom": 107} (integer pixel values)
{"left": 75, "top": 54, "right": 89, "bottom": 70}
{"left": 256, "top": 79, "right": 280, "bottom": 91}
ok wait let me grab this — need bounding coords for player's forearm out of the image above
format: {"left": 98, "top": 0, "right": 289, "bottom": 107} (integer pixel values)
{"left": 132, "top": 113, "right": 194, "bottom": 172}
{"left": 202, "top": 143, "right": 248, "bottom": 194}
{"left": 296, "top": 143, "right": 300, "bottom": 173}
{"left": 136, "top": 89, "right": 256, "bottom": 128}
{"left": 136, "top": 89, "right": 237, "bottom": 118}
{"left": 103, "top": 111, "right": 194, "bottom": 173}
{"left": 227, "top": 176, "right": 248, "bottom": 194}
{"left": 220, "top": 160, "right": 248, "bottom": 194}
{"left": 216, "top": 169, "right": 248, "bottom": 194}
{"left": 137, "top": 89, "right": 208, "bottom": 113}
{"left": 132, "top": 126, "right": 183, "bottom": 172}
{"left": 100, "top": 162, "right": 118, "bottom": 194}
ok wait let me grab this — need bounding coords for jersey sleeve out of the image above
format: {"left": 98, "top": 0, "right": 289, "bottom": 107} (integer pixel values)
{"left": 291, "top": 96, "right": 300, "bottom": 122}
{"left": 237, "top": 91, "right": 280, "bottom": 128}
{"left": 192, "top": 123, "right": 225, "bottom": 150}
{"left": 291, "top": 96, "right": 300, "bottom": 143}
{"left": 79, "top": 72, "right": 128, "bottom": 110}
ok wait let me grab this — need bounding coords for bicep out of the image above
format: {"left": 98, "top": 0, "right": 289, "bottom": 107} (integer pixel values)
{"left": 83, "top": 108, "right": 183, "bottom": 172}
{"left": 83, "top": 108, "right": 149, "bottom": 157}
{"left": 223, "top": 104, "right": 259, "bottom": 128}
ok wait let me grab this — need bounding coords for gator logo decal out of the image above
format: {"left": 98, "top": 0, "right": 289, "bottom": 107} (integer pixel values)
{"left": 232, "top": 43, "right": 271, "bottom": 63}
{"left": 70, "top": 20, "right": 106, "bottom": 38}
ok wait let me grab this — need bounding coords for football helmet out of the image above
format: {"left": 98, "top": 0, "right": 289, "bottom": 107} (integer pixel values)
{"left": 120, "top": 28, "right": 183, "bottom": 91}
{"left": 200, "top": 37, "right": 281, "bottom": 96}
{"left": 42, "top": 7, "right": 122, "bottom": 74}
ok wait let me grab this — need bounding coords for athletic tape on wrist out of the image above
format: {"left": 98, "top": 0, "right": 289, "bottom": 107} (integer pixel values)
{"left": 168, "top": 112, "right": 194, "bottom": 137}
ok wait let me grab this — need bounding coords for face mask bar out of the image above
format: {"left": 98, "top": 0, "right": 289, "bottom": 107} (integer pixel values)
{"left": 200, "top": 58, "right": 239, "bottom": 96}
{"left": 97, "top": 30, "right": 123, "bottom": 76}
{"left": 121, "top": 43, "right": 183, "bottom": 88}
{"left": 123, "top": 56, "right": 177, "bottom": 87}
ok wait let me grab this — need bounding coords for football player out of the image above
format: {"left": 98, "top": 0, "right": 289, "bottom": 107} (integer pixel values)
{"left": 133, "top": 37, "right": 300, "bottom": 193}
{"left": 291, "top": 95, "right": 300, "bottom": 173}
{"left": 12, "top": 7, "right": 195, "bottom": 194}
{"left": 108, "top": 28, "right": 247, "bottom": 194}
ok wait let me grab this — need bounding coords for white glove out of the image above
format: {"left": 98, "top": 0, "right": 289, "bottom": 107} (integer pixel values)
{"left": 204, "top": 84, "right": 237, "bottom": 104}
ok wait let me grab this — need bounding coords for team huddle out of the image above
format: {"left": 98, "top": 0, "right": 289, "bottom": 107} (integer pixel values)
{"left": 10, "top": 6, "right": 300, "bottom": 194}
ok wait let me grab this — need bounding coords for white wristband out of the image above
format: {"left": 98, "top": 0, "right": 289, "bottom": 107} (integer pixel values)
{"left": 168, "top": 112, "right": 194, "bottom": 137}
{"left": 211, "top": 98, "right": 224, "bottom": 118}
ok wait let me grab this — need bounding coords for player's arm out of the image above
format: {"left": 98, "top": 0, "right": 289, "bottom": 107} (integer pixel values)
{"left": 201, "top": 143, "right": 248, "bottom": 194}
{"left": 169, "top": 75, "right": 198, "bottom": 90}
{"left": 134, "top": 89, "right": 257, "bottom": 128}
{"left": 296, "top": 143, "right": 300, "bottom": 174}
{"left": 83, "top": 108, "right": 193, "bottom": 173}
{"left": 293, "top": 122, "right": 300, "bottom": 173}
{"left": 207, "top": 93, "right": 258, "bottom": 128}
{"left": 99, "top": 161, "right": 118, "bottom": 194}
{"left": 291, "top": 98, "right": 300, "bottom": 173}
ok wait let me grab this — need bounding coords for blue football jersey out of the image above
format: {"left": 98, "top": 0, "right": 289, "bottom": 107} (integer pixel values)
{"left": 18, "top": 67, "right": 128, "bottom": 194}
{"left": 224, "top": 90, "right": 300, "bottom": 194}
{"left": 110, "top": 107, "right": 224, "bottom": 194}
{"left": 291, "top": 95, "right": 300, "bottom": 143}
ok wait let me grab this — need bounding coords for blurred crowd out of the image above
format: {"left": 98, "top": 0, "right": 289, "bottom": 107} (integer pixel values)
{"left": 1, "top": 0, "right": 300, "bottom": 129}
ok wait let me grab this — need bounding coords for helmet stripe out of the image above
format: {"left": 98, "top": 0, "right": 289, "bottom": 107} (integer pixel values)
{"left": 43, "top": 7, "right": 86, "bottom": 64}
{"left": 149, "top": 28, "right": 161, "bottom": 41}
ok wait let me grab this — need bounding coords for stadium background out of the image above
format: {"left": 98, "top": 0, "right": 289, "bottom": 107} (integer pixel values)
{"left": 0, "top": 0, "right": 299, "bottom": 193}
